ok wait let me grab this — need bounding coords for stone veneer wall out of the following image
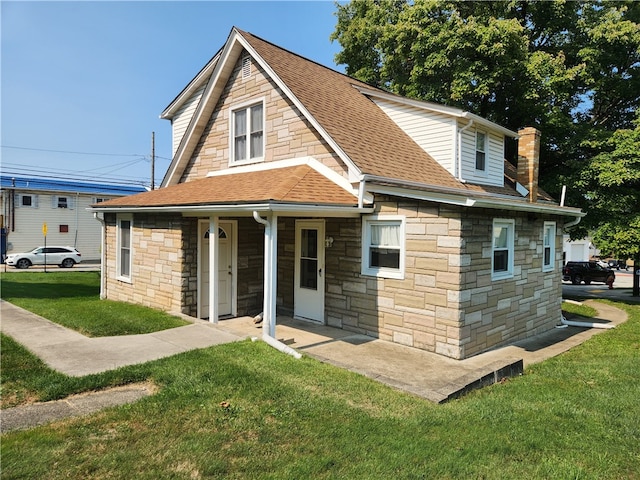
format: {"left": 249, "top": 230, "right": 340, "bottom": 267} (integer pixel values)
{"left": 459, "top": 209, "right": 564, "bottom": 357}
{"left": 180, "top": 51, "right": 348, "bottom": 182}
{"left": 104, "top": 213, "right": 195, "bottom": 316}
{"left": 323, "top": 195, "right": 564, "bottom": 360}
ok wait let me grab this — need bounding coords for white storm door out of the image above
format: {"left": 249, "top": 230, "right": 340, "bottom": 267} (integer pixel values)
{"left": 200, "top": 221, "right": 234, "bottom": 318}
{"left": 294, "top": 220, "right": 325, "bottom": 323}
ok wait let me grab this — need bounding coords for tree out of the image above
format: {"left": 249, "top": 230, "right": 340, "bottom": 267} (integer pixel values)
{"left": 572, "top": 117, "right": 640, "bottom": 295}
{"left": 331, "top": 0, "right": 640, "bottom": 292}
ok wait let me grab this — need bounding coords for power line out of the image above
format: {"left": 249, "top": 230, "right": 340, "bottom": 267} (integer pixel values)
{"left": 1, "top": 144, "right": 146, "bottom": 158}
{"left": 1, "top": 144, "right": 172, "bottom": 161}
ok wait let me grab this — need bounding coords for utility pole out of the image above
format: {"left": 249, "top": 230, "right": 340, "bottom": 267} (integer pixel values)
{"left": 151, "top": 131, "right": 155, "bottom": 190}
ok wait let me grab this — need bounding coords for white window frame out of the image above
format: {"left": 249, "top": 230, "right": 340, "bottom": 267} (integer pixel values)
{"left": 361, "top": 215, "right": 405, "bottom": 279}
{"left": 543, "top": 221, "right": 556, "bottom": 272}
{"left": 492, "top": 219, "right": 514, "bottom": 280}
{"left": 475, "top": 130, "right": 487, "bottom": 172}
{"left": 116, "top": 214, "right": 133, "bottom": 282}
{"left": 229, "top": 98, "right": 265, "bottom": 166}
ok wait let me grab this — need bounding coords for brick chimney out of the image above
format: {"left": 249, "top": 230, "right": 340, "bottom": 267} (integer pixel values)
{"left": 517, "top": 127, "right": 541, "bottom": 203}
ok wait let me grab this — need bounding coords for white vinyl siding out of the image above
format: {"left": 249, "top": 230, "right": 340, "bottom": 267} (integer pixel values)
{"left": 374, "top": 99, "right": 457, "bottom": 174}
{"left": 5, "top": 192, "right": 109, "bottom": 261}
{"left": 459, "top": 123, "right": 504, "bottom": 186}
{"left": 171, "top": 84, "right": 206, "bottom": 156}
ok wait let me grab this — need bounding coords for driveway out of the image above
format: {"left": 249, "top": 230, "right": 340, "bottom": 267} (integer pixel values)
{"left": 562, "top": 270, "right": 640, "bottom": 303}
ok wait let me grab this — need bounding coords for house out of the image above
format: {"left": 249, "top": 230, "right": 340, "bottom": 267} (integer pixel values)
{"left": 1, "top": 176, "right": 146, "bottom": 261}
{"left": 91, "top": 28, "right": 583, "bottom": 360}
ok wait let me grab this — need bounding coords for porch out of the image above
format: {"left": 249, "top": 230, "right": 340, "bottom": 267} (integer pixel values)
{"left": 211, "top": 314, "right": 526, "bottom": 403}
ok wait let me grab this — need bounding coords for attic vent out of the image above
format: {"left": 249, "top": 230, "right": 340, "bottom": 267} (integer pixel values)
{"left": 242, "top": 56, "right": 251, "bottom": 79}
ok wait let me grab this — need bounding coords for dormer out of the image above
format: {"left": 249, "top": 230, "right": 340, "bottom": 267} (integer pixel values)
{"left": 355, "top": 87, "right": 518, "bottom": 188}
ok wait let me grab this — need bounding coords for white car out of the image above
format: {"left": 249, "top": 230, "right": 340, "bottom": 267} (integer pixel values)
{"left": 5, "top": 246, "right": 82, "bottom": 269}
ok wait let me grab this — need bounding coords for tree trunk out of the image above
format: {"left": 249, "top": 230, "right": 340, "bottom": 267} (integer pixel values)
{"left": 633, "top": 255, "right": 640, "bottom": 297}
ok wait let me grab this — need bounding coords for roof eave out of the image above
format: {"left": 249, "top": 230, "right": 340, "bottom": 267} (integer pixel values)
{"left": 90, "top": 201, "right": 372, "bottom": 217}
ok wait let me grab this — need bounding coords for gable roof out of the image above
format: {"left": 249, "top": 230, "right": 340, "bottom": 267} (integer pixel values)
{"left": 161, "top": 27, "right": 465, "bottom": 191}
{"left": 158, "top": 27, "right": 567, "bottom": 210}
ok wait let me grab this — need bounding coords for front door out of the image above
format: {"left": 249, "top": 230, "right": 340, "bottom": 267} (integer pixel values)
{"left": 200, "top": 221, "right": 235, "bottom": 319}
{"left": 294, "top": 220, "right": 325, "bottom": 323}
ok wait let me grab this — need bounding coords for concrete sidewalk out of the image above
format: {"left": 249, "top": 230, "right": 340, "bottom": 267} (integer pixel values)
{"left": 0, "top": 298, "right": 629, "bottom": 432}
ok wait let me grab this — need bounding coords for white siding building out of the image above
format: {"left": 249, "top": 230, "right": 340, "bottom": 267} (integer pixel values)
{"left": 1, "top": 176, "right": 145, "bottom": 261}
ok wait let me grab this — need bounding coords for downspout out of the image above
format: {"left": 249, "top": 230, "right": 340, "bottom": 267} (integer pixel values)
{"left": 559, "top": 315, "right": 615, "bottom": 330}
{"left": 74, "top": 192, "right": 80, "bottom": 248}
{"left": 358, "top": 178, "right": 366, "bottom": 209}
{"left": 93, "top": 212, "right": 106, "bottom": 299}
{"left": 457, "top": 119, "right": 474, "bottom": 182}
{"left": 252, "top": 211, "right": 297, "bottom": 357}
{"left": 253, "top": 211, "right": 273, "bottom": 337}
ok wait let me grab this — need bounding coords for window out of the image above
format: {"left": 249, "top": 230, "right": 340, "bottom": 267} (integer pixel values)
{"left": 362, "top": 216, "right": 405, "bottom": 279}
{"left": 543, "top": 222, "right": 556, "bottom": 272}
{"left": 476, "top": 131, "right": 487, "bottom": 171}
{"left": 231, "top": 102, "right": 264, "bottom": 164}
{"left": 17, "top": 194, "right": 38, "bottom": 208}
{"left": 59, "top": 224, "right": 69, "bottom": 233}
{"left": 117, "top": 216, "right": 132, "bottom": 281}
{"left": 52, "top": 195, "right": 73, "bottom": 209}
{"left": 492, "top": 219, "right": 514, "bottom": 279}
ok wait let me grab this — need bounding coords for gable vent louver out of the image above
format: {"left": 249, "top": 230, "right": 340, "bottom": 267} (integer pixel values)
{"left": 242, "top": 56, "right": 251, "bottom": 79}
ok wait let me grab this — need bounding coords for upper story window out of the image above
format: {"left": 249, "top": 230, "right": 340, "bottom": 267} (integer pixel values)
{"left": 543, "top": 222, "right": 556, "bottom": 272}
{"left": 231, "top": 101, "right": 264, "bottom": 165}
{"left": 362, "top": 216, "right": 405, "bottom": 279}
{"left": 475, "top": 131, "right": 487, "bottom": 171}
{"left": 51, "top": 195, "right": 74, "bottom": 209}
{"left": 22, "top": 195, "right": 33, "bottom": 207}
{"left": 492, "top": 219, "right": 514, "bottom": 280}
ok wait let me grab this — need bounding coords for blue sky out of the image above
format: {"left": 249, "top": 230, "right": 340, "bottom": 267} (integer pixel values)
{"left": 1, "top": 1, "right": 343, "bottom": 187}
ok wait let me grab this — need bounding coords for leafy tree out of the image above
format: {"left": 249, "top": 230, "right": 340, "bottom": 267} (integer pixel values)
{"left": 332, "top": 1, "right": 638, "bottom": 166}
{"left": 331, "top": 0, "right": 639, "bottom": 283}
{"left": 574, "top": 118, "right": 640, "bottom": 256}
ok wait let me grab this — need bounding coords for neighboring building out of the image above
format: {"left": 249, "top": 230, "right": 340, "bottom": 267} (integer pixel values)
{"left": 92, "top": 28, "right": 583, "bottom": 359}
{"left": 1, "top": 176, "right": 146, "bottom": 261}
{"left": 563, "top": 235, "right": 599, "bottom": 263}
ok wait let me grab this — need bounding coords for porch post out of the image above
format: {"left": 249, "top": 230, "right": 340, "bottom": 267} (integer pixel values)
{"left": 253, "top": 211, "right": 278, "bottom": 338}
{"left": 268, "top": 214, "right": 278, "bottom": 338}
{"left": 209, "top": 216, "right": 219, "bottom": 323}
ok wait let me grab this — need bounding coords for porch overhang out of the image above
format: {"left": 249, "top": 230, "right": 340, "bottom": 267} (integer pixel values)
{"left": 90, "top": 161, "right": 373, "bottom": 217}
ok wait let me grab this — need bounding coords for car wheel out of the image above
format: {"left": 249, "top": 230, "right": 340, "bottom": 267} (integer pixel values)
{"left": 60, "top": 258, "right": 75, "bottom": 268}
{"left": 572, "top": 275, "right": 582, "bottom": 285}
{"left": 584, "top": 279, "right": 591, "bottom": 285}
{"left": 16, "top": 258, "right": 31, "bottom": 269}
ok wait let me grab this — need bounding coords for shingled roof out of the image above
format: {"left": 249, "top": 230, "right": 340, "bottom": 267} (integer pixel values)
{"left": 147, "top": 27, "right": 561, "bottom": 208}
{"left": 93, "top": 164, "right": 360, "bottom": 209}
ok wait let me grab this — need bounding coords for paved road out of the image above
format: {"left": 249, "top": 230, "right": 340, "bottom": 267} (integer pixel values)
{"left": 563, "top": 270, "right": 640, "bottom": 303}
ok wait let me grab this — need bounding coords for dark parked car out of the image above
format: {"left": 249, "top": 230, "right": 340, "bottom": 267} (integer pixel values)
{"left": 607, "top": 259, "right": 628, "bottom": 270}
{"left": 563, "top": 261, "right": 615, "bottom": 285}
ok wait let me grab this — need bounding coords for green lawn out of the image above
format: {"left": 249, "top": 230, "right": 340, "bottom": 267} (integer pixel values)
{"left": 0, "top": 272, "right": 189, "bottom": 336}
{"left": 1, "top": 274, "right": 639, "bottom": 478}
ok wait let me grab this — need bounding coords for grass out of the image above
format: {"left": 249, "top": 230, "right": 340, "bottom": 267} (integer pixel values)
{"left": 0, "top": 272, "right": 189, "bottom": 336}
{"left": 562, "top": 300, "right": 598, "bottom": 318}
{"left": 2, "top": 274, "right": 640, "bottom": 478}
